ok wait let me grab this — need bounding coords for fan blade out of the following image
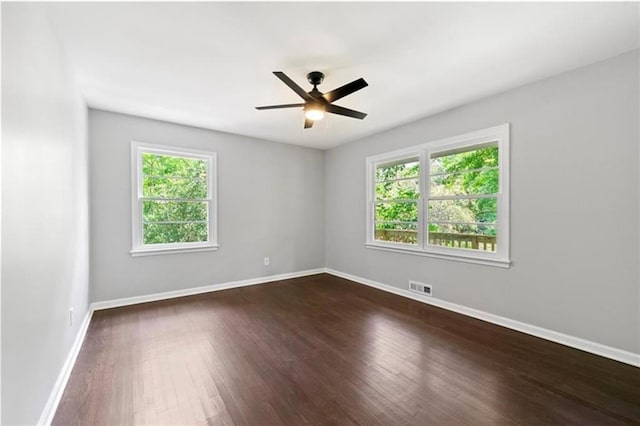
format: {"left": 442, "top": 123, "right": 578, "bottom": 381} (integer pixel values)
{"left": 273, "top": 72, "right": 314, "bottom": 101}
{"left": 304, "top": 118, "right": 314, "bottom": 129}
{"left": 326, "top": 104, "right": 367, "bottom": 120}
{"left": 323, "top": 78, "right": 368, "bottom": 103}
{"left": 256, "top": 103, "right": 305, "bottom": 110}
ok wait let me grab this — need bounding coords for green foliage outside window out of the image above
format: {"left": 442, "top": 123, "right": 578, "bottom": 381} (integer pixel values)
{"left": 375, "top": 161, "right": 420, "bottom": 243}
{"left": 430, "top": 146, "right": 498, "bottom": 236}
{"left": 142, "top": 153, "right": 209, "bottom": 244}
{"left": 374, "top": 146, "right": 499, "bottom": 246}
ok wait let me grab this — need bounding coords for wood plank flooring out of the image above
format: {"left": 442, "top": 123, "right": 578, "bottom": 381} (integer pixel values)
{"left": 53, "top": 273, "right": 640, "bottom": 425}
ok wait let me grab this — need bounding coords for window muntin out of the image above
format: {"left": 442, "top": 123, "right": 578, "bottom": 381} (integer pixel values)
{"left": 365, "top": 124, "right": 510, "bottom": 267}
{"left": 131, "top": 142, "right": 217, "bottom": 255}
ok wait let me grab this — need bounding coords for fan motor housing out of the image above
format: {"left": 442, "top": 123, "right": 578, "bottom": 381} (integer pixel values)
{"left": 307, "top": 71, "right": 325, "bottom": 86}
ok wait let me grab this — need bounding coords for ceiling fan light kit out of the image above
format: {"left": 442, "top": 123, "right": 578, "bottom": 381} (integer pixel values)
{"left": 256, "top": 71, "right": 368, "bottom": 129}
{"left": 304, "top": 104, "right": 325, "bottom": 121}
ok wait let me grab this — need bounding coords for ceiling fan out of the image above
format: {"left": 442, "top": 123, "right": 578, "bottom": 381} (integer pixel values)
{"left": 256, "top": 71, "right": 368, "bottom": 129}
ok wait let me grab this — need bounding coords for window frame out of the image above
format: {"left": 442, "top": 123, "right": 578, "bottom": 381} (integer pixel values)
{"left": 365, "top": 124, "right": 510, "bottom": 268}
{"left": 130, "top": 141, "right": 218, "bottom": 256}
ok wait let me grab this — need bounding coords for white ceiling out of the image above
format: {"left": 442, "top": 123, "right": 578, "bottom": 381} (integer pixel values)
{"left": 45, "top": 2, "right": 639, "bottom": 149}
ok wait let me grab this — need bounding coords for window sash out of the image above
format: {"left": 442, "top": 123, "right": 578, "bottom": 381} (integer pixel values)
{"left": 138, "top": 150, "right": 211, "bottom": 246}
{"left": 372, "top": 154, "right": 424, "bottom": 247}
{"left": 426, "top": 145, "right": 499, "bottom": 253}
{"left": 136, "top": 200, "right": 213, "bottom": 249}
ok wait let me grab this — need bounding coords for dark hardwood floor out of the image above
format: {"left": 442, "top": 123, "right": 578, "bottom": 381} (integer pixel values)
{"left": 53, "top": 273, "right": 640, "bottom": 425}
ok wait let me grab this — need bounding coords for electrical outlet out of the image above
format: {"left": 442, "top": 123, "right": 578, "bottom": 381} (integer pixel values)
{"left": 69, "top": 307, "right": 74, "bottom": 326}
{"left": 264, "top": 257, "right": 270, "bottom": 266}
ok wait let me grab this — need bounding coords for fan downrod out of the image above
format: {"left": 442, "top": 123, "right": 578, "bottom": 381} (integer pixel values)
{"left": 306, "top": 71, "right": 325, "bottom": 87}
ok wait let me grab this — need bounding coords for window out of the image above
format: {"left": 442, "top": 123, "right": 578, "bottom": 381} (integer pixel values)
{"left": 131, "top": 142, "right": 217, "bottom": 256}
{"left": 366, "top": 124, "right": 510, "bottom": 267}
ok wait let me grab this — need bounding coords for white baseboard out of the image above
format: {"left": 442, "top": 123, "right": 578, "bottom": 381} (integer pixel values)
{"left": 325, "top": 268, "right": 640, "bottom": 368}
{"left": 37, "top": 308, "right": 93, "bottom": 426}
{"left": 91, "top": 268, "right": 326, "bottom": 311}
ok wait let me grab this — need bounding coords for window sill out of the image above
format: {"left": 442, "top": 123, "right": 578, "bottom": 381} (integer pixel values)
{"left": 364, "top": 242, "right": 511, "bottom": 268}
{"left": 130, "top": 245, "right": 219, "bottom": 257}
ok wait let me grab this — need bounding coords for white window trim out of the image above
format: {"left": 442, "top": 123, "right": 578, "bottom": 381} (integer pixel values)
{"left": 365, "top": 124, "right": 510, "bottom": 268}
{"left": 130, "top": 141, "right": 218, "bottom": 256}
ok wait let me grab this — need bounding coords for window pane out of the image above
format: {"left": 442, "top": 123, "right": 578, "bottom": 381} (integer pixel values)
{"left": 430, "top": 145, "right": 498, "bottom": 175}
{"left": 375, "top": 222, "right": 417, "bottom": 245}
{"left": 375, "top": 159, "right": 420, "bottom": 242}
{"left": 143, "top": 222, "right": 208, "bottom": 244}
{"left": 143, "top": 200, "right": 208, "bottom": 223}
{"left": 376, "top": 160, "right": 419, "bottom": 182}
{"left": 376, "top": 178, "right": 419, "bottom": 201}
{"left": 376, "top": 202, "right": 418, "bottom": 222}
{"left": 142, "top": 152, "right": 208, "bottom": 199}
{"left": 428, "top": 198, "right": 497, "bottom": 224}
{"left": 143, "top": 176, "right": 207, "bottom": 199}
{"left": 430, "top": 168, "right": 498, "bottom": 196}
{"left": 428, "top": 223, "right": 496, "bottom": 252}
{"left": 143, "top": 153, "right": 207, "bottom": 178}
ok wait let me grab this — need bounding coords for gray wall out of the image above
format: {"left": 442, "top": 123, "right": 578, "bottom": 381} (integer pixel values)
{"left": 1, "top": 4, "right": 90, "bottom": 425}
{"left": 89, "top": 110, "right": 325, "bottom": 302}
{"left": 1, "top": 9, "right": 635, "bottom": 422}
{"left": 325, "top": 50, "right": 639, "bottom": 354}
